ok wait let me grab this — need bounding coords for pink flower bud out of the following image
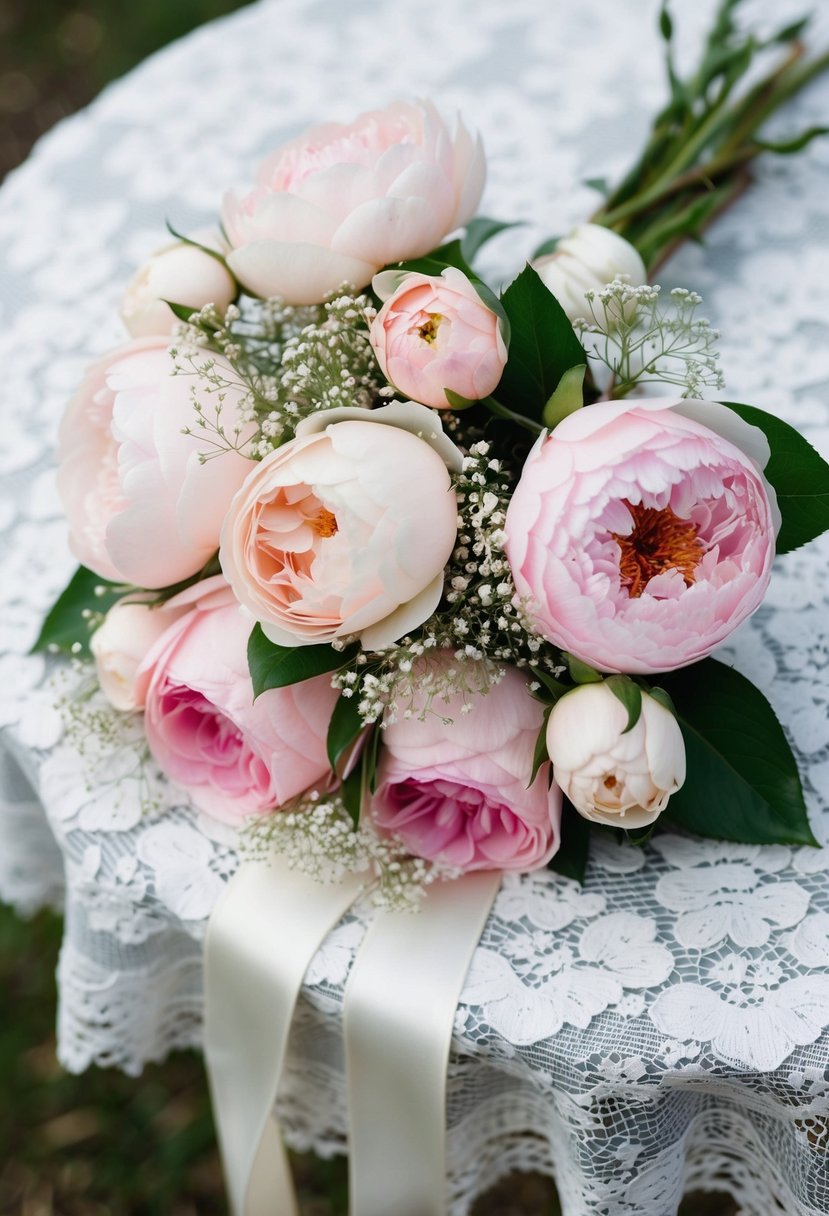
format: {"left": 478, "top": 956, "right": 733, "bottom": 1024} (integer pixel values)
{"left": 370, "top": 266, "right": 507, "bottom": 409}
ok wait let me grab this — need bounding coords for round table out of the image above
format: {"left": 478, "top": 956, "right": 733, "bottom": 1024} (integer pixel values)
{"left": 2, "top": 1, "right": 829, "bottom": 1212}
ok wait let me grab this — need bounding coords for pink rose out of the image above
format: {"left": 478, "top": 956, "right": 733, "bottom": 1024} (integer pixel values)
{"left": 370, "top": 657, "right": 561, "bottom": 872}
{"left": 221, "top": 100, "right": 485, "bottom": 305}
{"left": 220, "top": 402, "right": 461, "bottom": 651}
{"left": 137, "top": 577, "right": 337, "bottom": 823}
{"left": 504, "top": 398, "right": 779, "bottom": 674}
{"left": 57, "top": 338, "right": 255, "bottom": 589}
{"left": 369, "top": 267, "right": 507, "bottom": 408}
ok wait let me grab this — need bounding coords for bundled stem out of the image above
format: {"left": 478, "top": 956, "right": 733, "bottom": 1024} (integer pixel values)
{"left": 591, "top": 0, "right": 829, "bottom": 271}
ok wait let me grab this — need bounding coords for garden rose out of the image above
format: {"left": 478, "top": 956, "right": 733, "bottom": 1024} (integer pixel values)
{"left": 221, "top": 100, "right": 485, "bottom": 304}
{"left": 547, "top": 683, "right": 685, "bottom": 829}
{"left": 57, "top": 338, "right": 255, "bottom": 589}
{"left": 136, "top": 577, "right": 337, "bottom": 823}
{"left": 369, "top": 267, "right": 507, "bottom": 408}
{"left": 91, "top": 597, "right": 189, "bottom": 712}
{"left": 534, "top": 223, "right": 646, "bottom": 323}
{"left": 504, "top": 397, "right": 778, "bottom": 673}
{"left": 371, "top": 657, "right": 561, "bottom": 872}
{"left": 220, "top": 401, "right": 460, "bottom": 651}
{"left": 120, "top": 233, "right": 236, "bottom": 337}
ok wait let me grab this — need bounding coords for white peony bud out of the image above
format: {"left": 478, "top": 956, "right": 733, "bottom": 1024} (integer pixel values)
{"left": 120, "top": 233, "right": 237, "bottom": 337}
{"left": 533, "top": 223, "right": 646, "bottom": 323}
{"left": 91, "top": 599, "right": 185, "bottom": 711}
{"left": 546, "top": 682, "right": 685, "bottom": 829}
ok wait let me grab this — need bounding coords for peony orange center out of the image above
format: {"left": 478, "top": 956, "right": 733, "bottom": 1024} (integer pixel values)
{"left": 310, "top": 507, "right": 338, "bottom": 538}
{"left": 612, "top": 501, "right": 703, "bottom": 598}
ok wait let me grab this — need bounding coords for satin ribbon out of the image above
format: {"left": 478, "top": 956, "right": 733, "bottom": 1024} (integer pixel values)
{"left": 204, "top": 857, "right": 366, "bottom": 1216}
{"left": 344, "top": 870, "right": 502, "bottom": 1216}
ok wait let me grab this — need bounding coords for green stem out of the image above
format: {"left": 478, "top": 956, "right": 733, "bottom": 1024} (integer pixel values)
{"left": 479, "top": 396, "right": 545, "bottom": 435}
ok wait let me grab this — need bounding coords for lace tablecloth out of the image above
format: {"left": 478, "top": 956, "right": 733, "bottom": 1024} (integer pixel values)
{"left": 2, "top": 0, "right": 829, "bottom": 1212}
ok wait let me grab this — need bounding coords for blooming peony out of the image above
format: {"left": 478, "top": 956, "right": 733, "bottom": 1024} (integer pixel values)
{"left": 370, "top": 656, "right": 561, "bottom": 872}
{"left": 120, "top": 234, "right": 236, "bottom": 337}
{"left": 221, "top": 100, "right": 485, "bottom": 304}
{"left": 369, "top": 267, "right": 507, "bottom": 408}
{"left": 533, "top": 223, "right": 646, "bottom": 323}
{"left": 136, "top": 578, "right": 337, "bottom": 823}
{"left": 57, "top": 338, "right": 256, "bottom": 589}
{"left": 504, "top": 398, "right": 778, "bottom": 673}
{"left": 547, "top": 683, "right": 685, "bottom": 829}
{"left": 220, "top": 401, "right": 461, "bottom": 651}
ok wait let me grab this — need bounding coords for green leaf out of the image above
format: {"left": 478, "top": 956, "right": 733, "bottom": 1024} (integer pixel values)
{"left": 754, "top": 126, "right": 829, "bottom": 156}
{"left": 340, "top": 762, "right": 364, "bottom": 828}
{"left": 247, "top": 624, "right": 357, "bottom": 698}
{"left": 658, "top": 1, "right": 673, "bottom": 40}
{"left": 661, "top": 658, "right": 817, "bottom": 846}
{"left": 531, "top": 236, "right": 559, "bottom": 259}
{"left": 461, "top": 216, "right": 521, "bottom": 263}
{"left": 542, "top": 364, "right": 586, "bottom": 430}
{"left": 584, "top": 177, "right": 610, "bottom": 198}
{"left": 444, "top": 388, "right": 476, "bottom": 411}
{"left": 327, "top": 692, "right": 365, "bottom": 773}
{"left": 31, "top": 566, "right": 124, "bottom": 658}
{"left": 163, "top": 300, "right": 200, "bottom": 324}
{"left": 528, "top": 665, "right": 571, "bottom": 704}
{"left": 647, "top": 685, "right": 676, "bottom": 715}
{"left": 722, "top": 401, "right": 829, "bottom": 554}
{"left": 528, "top": 708, "right": 552, "bottom": 789}
{"left": 605, "top": 675, "right": 643, "bottom": 734}
{"left": 389, "top": 239, "right": 470, "bottom": 278}
{"left": 496, "top": 265, "right": 586, "bottom": 422}
{"left": 565, "top": 653, "right": 603, "bottom": 685}
{"left": 547, "top": 799, "right": 591, "bottom": 883}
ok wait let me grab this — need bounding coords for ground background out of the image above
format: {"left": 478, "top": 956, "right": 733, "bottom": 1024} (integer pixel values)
{"left": 0, "top": 2, "right": 737, "bottom": 1212}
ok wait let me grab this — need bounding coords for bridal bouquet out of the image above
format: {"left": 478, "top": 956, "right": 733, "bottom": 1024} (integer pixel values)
{"left": 39, "top": 4, "right": 829, "bottom": 900}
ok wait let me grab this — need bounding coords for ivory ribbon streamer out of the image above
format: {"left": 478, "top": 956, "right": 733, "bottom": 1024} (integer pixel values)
{"left": 344, "top": 870, "right": 502, "bottom": 1216}
{"left": 204, "top": 857, "right": 365, "bottom": 1216}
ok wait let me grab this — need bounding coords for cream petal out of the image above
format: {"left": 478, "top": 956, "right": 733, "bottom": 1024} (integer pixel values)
{"left": 226, "top": 240, "right": 375, "bottom": 304}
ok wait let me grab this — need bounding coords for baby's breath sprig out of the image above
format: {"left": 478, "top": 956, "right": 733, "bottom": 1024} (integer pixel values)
{"left": 574, "top": 279, "right": 724, "bottom": 399}
{"left": 169, "top": 291, "right": 383, "bottom": 461}
{"left": 242, "top": 792, "right": 454, "bottom": 911}
{"left": 330, "top": 438, "right": 565, "bottom": 730}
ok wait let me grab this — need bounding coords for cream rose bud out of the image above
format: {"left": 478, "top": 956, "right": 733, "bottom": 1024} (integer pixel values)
{"left": 91, "top": 598, "right": 189, "bottom": 712}
{"left": 220, "top": 401, "right": 461, "bottom": 651}
{"left": 369, "top": 267, "right": 508, "bottom": 409}
{"left": 546, "top": 683, "right": 686, "bottom": 829}
{"left": 533, "top": 223, "right": 646, "bottom": 323}
{"left": 121, "top": 234, "right": 236, "bottom": 337}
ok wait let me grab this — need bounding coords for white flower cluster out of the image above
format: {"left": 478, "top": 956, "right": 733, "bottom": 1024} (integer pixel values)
{"left": 170, "top": 292, "right": 383, "bottom": 460}
{"left": 243, "top": 793, "right": 454, "bottom": 911}
{"left": 330, "top": 439, "right": 563, "bottom": 728}
{"left": 575, "top": 279, "right": 725, "bottom": 398}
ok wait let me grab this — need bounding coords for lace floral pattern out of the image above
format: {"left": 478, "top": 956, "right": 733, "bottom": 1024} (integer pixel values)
{"left": 1, "top": 0, "right": 829, "bottom": 1212}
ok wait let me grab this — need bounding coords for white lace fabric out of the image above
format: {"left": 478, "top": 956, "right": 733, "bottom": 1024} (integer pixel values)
{"left": 1, "top": 0, "right": 829, "bottom": 1211}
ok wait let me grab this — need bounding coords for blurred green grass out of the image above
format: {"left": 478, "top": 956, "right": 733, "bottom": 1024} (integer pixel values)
{"left": 0, "top": 0, "right": 255, "bottom": 180}
{"left": 0, "top": 3, "right": 738, "bottom": 1212}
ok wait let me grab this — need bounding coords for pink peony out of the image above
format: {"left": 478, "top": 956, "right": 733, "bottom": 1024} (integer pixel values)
{"left": 120, "top": 233, "right": 236, "bottom": 337}
{"left": 221, "top": 100, "right": 485, "bottom": 305}
{"left": 371, "top": 657, "right": 561, "bottom": 872}
{"left": 220, "top": 401, "right": 461, "bottom": 652}
{"left": 504, "top": 398, "right": 778, "bottom": 674}
{"left": 136, "top": 577, "right": 337, "bottom": 823}
{"left": 57, "top": 338, "right": 256, "bottom": 589}
{"left": 369, "top": 267, "right": 507, "bottom": 408}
